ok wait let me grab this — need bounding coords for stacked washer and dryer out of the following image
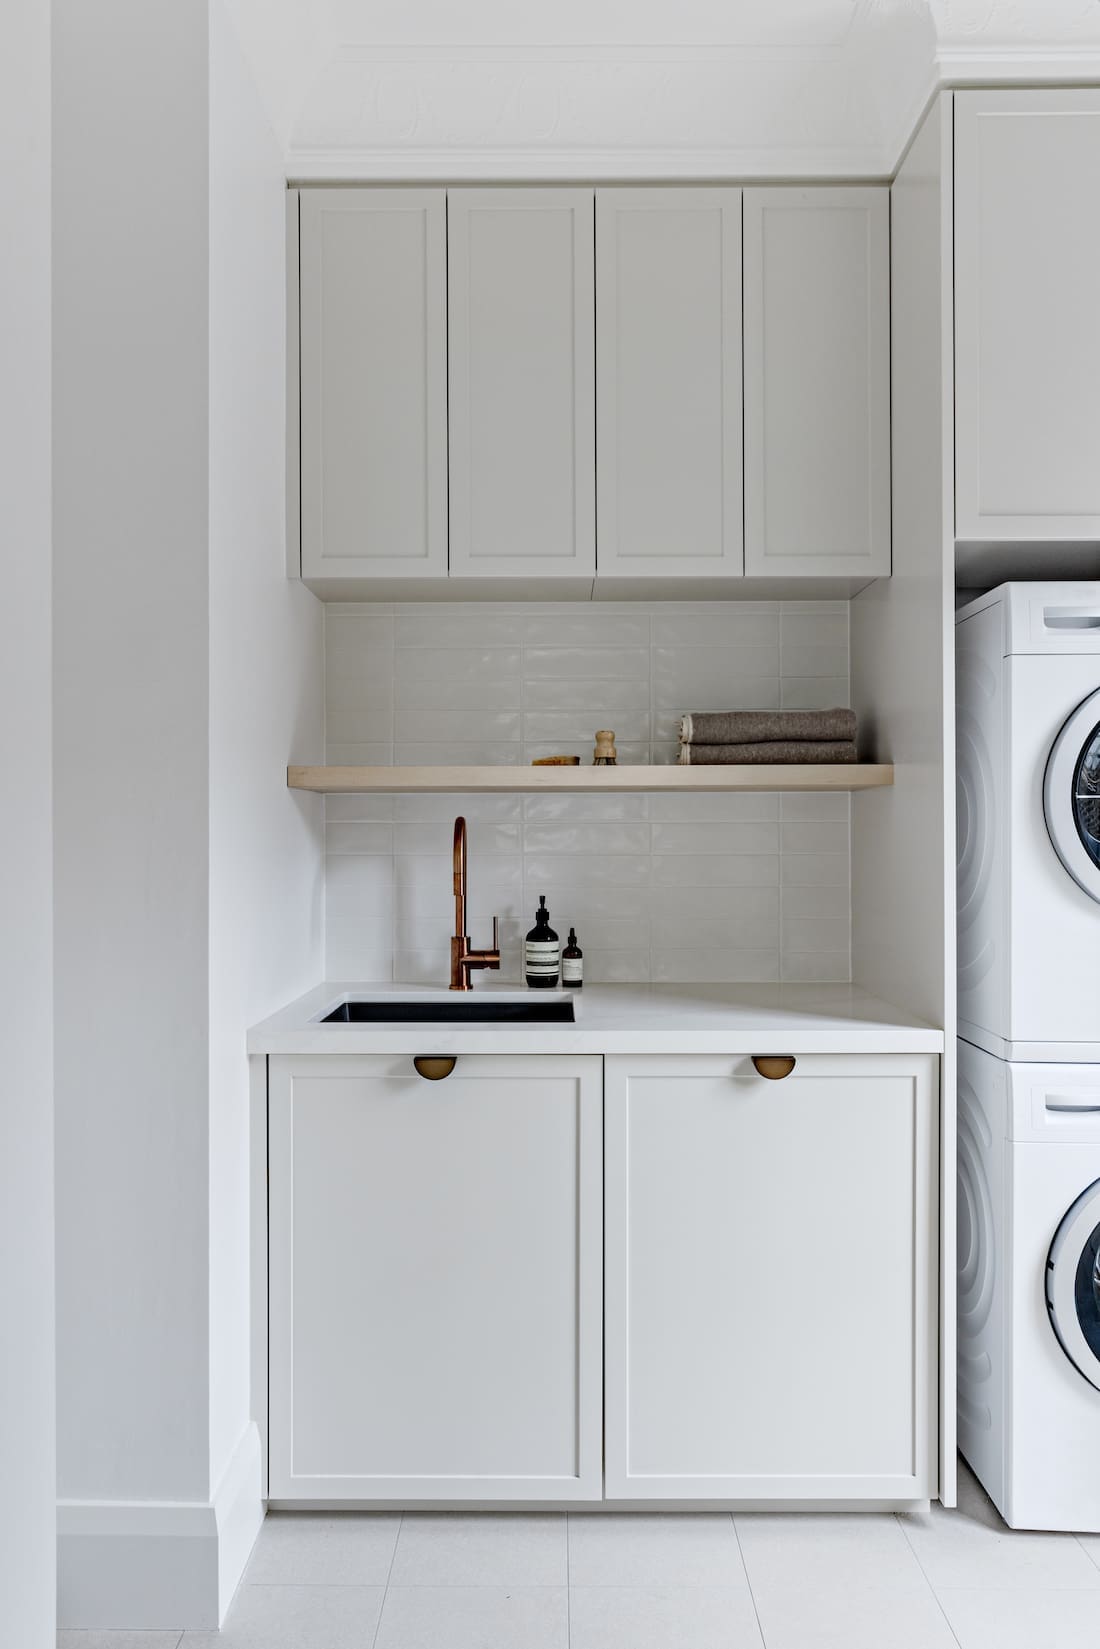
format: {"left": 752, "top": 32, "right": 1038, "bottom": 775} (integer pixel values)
{"left": 958, "top": 583, "right": 1100, "bottom": 1531}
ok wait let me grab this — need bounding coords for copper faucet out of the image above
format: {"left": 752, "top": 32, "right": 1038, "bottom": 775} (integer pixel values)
{"left": 450, "top": 815, "right": 501, "bottom": 990}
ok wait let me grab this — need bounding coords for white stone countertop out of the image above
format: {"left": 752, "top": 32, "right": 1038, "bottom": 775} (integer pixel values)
{"left": 247, "top": 981, "right": 944, "bottom": 1056}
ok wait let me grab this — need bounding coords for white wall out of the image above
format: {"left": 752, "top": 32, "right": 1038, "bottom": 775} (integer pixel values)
{"left": 208, "top": 0, "right": 324, "bottom": 1495}
{"left": 0, "top": 1, "right": 55, "bottom": 1643}
{"left": 324, "top": 600, "right": 853, "bottom": 985}
{"left": 54, "top": 0, "right": 212, "bottom": 1509}
{"left": 53, "top": 1, "right": 324, "bottom": 1626}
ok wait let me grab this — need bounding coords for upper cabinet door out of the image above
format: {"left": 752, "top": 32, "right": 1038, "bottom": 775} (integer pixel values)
{"left": 743, "top": 188, "right": 890, "bottom": 579}
{"left": 448, "top": 189, "right": 596, "bottom": 579}
{"left": 299, "top": 189, "right": 447, "bottom": 580}
{"left": 596, "top": 189, "right": 743, "bottom": 578}
{"left": 955, "top": 90, "right": 1100, "bottom": 543}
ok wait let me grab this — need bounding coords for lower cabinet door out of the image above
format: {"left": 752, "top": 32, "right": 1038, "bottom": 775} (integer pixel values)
{"left": 604, "top": 1054, "right": 938, "bottom": 1500}
{"left": 268, "top": 1053, "right": 603, "bottom": 1500}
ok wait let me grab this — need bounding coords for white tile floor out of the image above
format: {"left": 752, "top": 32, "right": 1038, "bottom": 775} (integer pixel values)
{"left": 57, "top": 1459, "right": 1100, "bottom": 1649}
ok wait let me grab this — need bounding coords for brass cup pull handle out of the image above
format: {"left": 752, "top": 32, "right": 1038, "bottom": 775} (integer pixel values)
{"left": 752, "top": 1055, "right": 796, "bottom": 1081}
{"left": 414, "top": 1056, "right": 457, "bottom": 1082}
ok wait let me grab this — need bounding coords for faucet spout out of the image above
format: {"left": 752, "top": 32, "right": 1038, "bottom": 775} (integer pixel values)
{"left": 449, "top": 815, "right": 501, "bottom": 991}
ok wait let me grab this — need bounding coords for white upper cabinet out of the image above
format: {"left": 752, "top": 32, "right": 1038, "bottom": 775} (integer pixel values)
{"left": 299, "top": 189, "right": 447, "bottom": 580}
{"left": 596, "top": 189, "right": 743, "bottom": 577}
{"left": 743, "top": 188, "right": 891, "bottom": 579}
{"left": 955, "top": 90, "right": 1100, "bottom": 543}
{"left": 448, "top": 189, "right": 596, "bottom": 579}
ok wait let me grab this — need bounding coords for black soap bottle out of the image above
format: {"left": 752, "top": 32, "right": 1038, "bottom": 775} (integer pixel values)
{"left": 525, "top": 895, "right": 560, "bottom": 989}
{"left": 562, "top": 927, "right": 583, "bottom": 988}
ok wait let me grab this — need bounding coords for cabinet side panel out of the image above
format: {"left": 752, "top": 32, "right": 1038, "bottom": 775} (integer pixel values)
{"left": 955, "top": 90, "right": 1100, "bottom": 539}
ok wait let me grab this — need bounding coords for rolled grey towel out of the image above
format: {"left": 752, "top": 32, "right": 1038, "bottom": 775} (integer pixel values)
{"left": 678, "top": 740, "right": 858, "bottom": 765}
{"left": 680, "top": 709, "right": 856, "bottom": 746}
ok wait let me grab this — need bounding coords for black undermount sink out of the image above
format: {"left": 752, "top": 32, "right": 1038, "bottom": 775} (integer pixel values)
{"left": 321, "top": 998, "right": 575, "bottom": 1025}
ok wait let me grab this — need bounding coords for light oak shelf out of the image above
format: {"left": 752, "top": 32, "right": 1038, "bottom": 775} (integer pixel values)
{"left": 288, "top": 764, "right": 894, "bottom": 795}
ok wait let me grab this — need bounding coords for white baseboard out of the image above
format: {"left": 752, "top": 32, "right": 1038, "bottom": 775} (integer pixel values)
{"left": 57, "top": 1423, "right": 264, "bottom": 1631}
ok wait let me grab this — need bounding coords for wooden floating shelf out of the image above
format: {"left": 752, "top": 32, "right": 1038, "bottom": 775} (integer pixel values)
{"left": 288, "top": 764, "right": 894, "bottom": 795}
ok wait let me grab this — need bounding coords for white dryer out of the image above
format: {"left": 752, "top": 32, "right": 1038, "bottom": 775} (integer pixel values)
{"left": 957, "top": 582, "right": 1100, "bottom": 1060}
{"left": 958, "top": 1039, "right": 1100, "bottom": 1531}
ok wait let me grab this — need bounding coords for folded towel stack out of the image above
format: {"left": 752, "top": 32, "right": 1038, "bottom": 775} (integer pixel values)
{"left": 678, "top": 709, "right": 858, "bottom": 765}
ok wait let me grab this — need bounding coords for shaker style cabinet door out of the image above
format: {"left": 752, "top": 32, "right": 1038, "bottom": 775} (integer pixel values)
{"left": 448, "top": 189, "right": 596, "bottom": 579}
{"left": 604, "top": 1054, "right": 938, "bottom": 1500}
{"left": 743, "top": 188, "right": 890, "bottom": 578}
{"left": 299, "top": 189, "right": 447, "bottom": 580}
{"left": 268, "top": 1053, "right": 603, "bottom": 1501}
{"left": 955, "top": 90, "right": 1100, "bottom": 542}
{"left": 596, "top": 189, "right": 743, "bottom": 578}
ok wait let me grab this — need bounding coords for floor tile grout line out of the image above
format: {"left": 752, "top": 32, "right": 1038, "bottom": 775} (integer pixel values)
{"left": 369, "top": 1510, "right": 403, "bottom": 1649}
{"left": 892, "top": 1511, "right": 966, "bottom": 1649}
{"left": 729, "top": 1512, "right": 768, "bottom": 1649}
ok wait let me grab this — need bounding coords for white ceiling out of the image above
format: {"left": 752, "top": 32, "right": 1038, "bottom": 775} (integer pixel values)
{"left": 225, "top": 0, "right": 1100, "bottom": 178}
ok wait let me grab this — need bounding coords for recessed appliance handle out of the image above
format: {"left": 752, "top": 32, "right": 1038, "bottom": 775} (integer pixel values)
{"left": 1043, "top": 607, "right": 1100, "bottom": 630}
{"left": 1046, "top": 1095, "right": 1100, "bottom": 1114}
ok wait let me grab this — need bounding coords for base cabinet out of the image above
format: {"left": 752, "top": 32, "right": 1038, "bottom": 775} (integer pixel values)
{"left": 265, "top": 1049, "right": 937, "bottom": 1503}
{"left": 604, "top": 1054, "right": 938, "bottom": 1500}
{"left": 267, "top": 1053, "right": 603, "bottom": 1500}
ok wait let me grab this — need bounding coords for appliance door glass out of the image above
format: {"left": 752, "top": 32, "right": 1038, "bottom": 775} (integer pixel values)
{"left": 1043, "top": 688, "right": 1100, "bottom": 905}
{"left": 1046, "top": 1177, "right": 1100, "bottom": 1391}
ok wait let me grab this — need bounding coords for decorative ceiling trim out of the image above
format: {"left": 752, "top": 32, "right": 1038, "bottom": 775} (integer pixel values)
{"left": 287, "top": 147, "right": 898, "bottom": 183}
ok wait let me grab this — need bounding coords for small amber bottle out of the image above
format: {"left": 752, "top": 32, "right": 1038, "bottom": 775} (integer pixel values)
{"left": 562, "top": 927, "right": 583, "bottom": 988}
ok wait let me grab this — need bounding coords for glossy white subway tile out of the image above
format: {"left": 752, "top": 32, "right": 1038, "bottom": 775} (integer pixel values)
{"left": 323, "top": 600, "right": 853, "bottom": 983}
{"left": 394, "top": 645, "right": 522, "bottom": 684}
{"left": 393, "top": 742, "right": 518, "bottom": 766}
{"left": 395, "top": 676, "right": 524, "bottom": 710}
{"left": 653, "top": 948, "right": 780, "bottom": 983}
{"left": 651, "top": 854, "right": 779, "bottom": 888}
{"left": 652, "top": 607, "right": 779, "bottom": 648}
{"left": 781, "top": 882, "right": 849, "bottom": 919}
{"left": 781, "top": 952, "right": 852, "bottom": 983}
{"left": 325, "top": 822, "right": 395, "bottom": 856}
{"left": 523, "top": 854, "right": 653, "bottom": 889}
{"left": 523, "top": 710, "right": 651, "bottom": 745}
{"left": 649, "top": 792, "right": 780, "bottom": 822}
{"left": 522, "top": 822, "right": 651, "bottom": 856}
{"left": 531, "top": 677, "right": 650, "bottom": 713}
{"left": 395, "top": 611, "right": 521, "bottom": 648}
{"left": 393, "top": 821, "right": 521, "bottom": 856}
{"left": 394, "top": 795, "right": 523, "bottom": 824}
{"left": 326, "top": 708, "right": 394, "bottom": 747}
{"left": 525, "top": 646, "right": 651, "bottom": 681}
{"left": 780, "top": 852, "right": 850, "bottom": 887}
{"left": 393, "top": 708, "right": 522, "bottom": 743}
{"left": 779, "top": 792, "right": 850, "bottom": 821}
{"left": 523, "top": 793, "right": 649, "bottom": 822}
{"left": 779, "top": 676, "right": 851, "bottom": 710}
{"left": 780, "top": 915, "right": 851, "bottom": 954}
{"left": 326, "top": 742, "right": 394, "bottom": 766}
{"left": 325, "top": 794, "right": 395, "bottom": 822}
{"left": 523, "top": 610, "right": 650, "bottom": 647}
{"left": 779, "top": 820, "right": 849, "bottom": 856}
{"left": 651, "top": 821, "right": 780, "bottom": 856}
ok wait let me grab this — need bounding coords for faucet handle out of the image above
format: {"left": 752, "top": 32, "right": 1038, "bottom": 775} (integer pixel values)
{"left": 491, "top": 914, "right": 500, "bottom": 953}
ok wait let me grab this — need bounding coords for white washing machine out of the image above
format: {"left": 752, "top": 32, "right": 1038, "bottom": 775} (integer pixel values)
{"left": 957, "top": 582, "right": 1100, "bottom": 1060}
{"left": 958, "top": 1039, "right": 1100, "bottom": 1531}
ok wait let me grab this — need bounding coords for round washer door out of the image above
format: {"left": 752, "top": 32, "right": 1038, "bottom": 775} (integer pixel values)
{"left": 1046, "top": 1178, "right": 1100, "bottom": 1391}
{"left": 1044, "top": 689, "right": 1100, "bottom": 905}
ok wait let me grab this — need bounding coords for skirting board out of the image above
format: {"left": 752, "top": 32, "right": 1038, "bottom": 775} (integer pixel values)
{"left": 57, "top": 1422, "right": 264, "bottom": 1630}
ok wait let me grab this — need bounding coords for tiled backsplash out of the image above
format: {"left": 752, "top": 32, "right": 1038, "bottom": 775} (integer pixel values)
{"left": 324, "top": 601, "right": 852, "bottom": 984}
